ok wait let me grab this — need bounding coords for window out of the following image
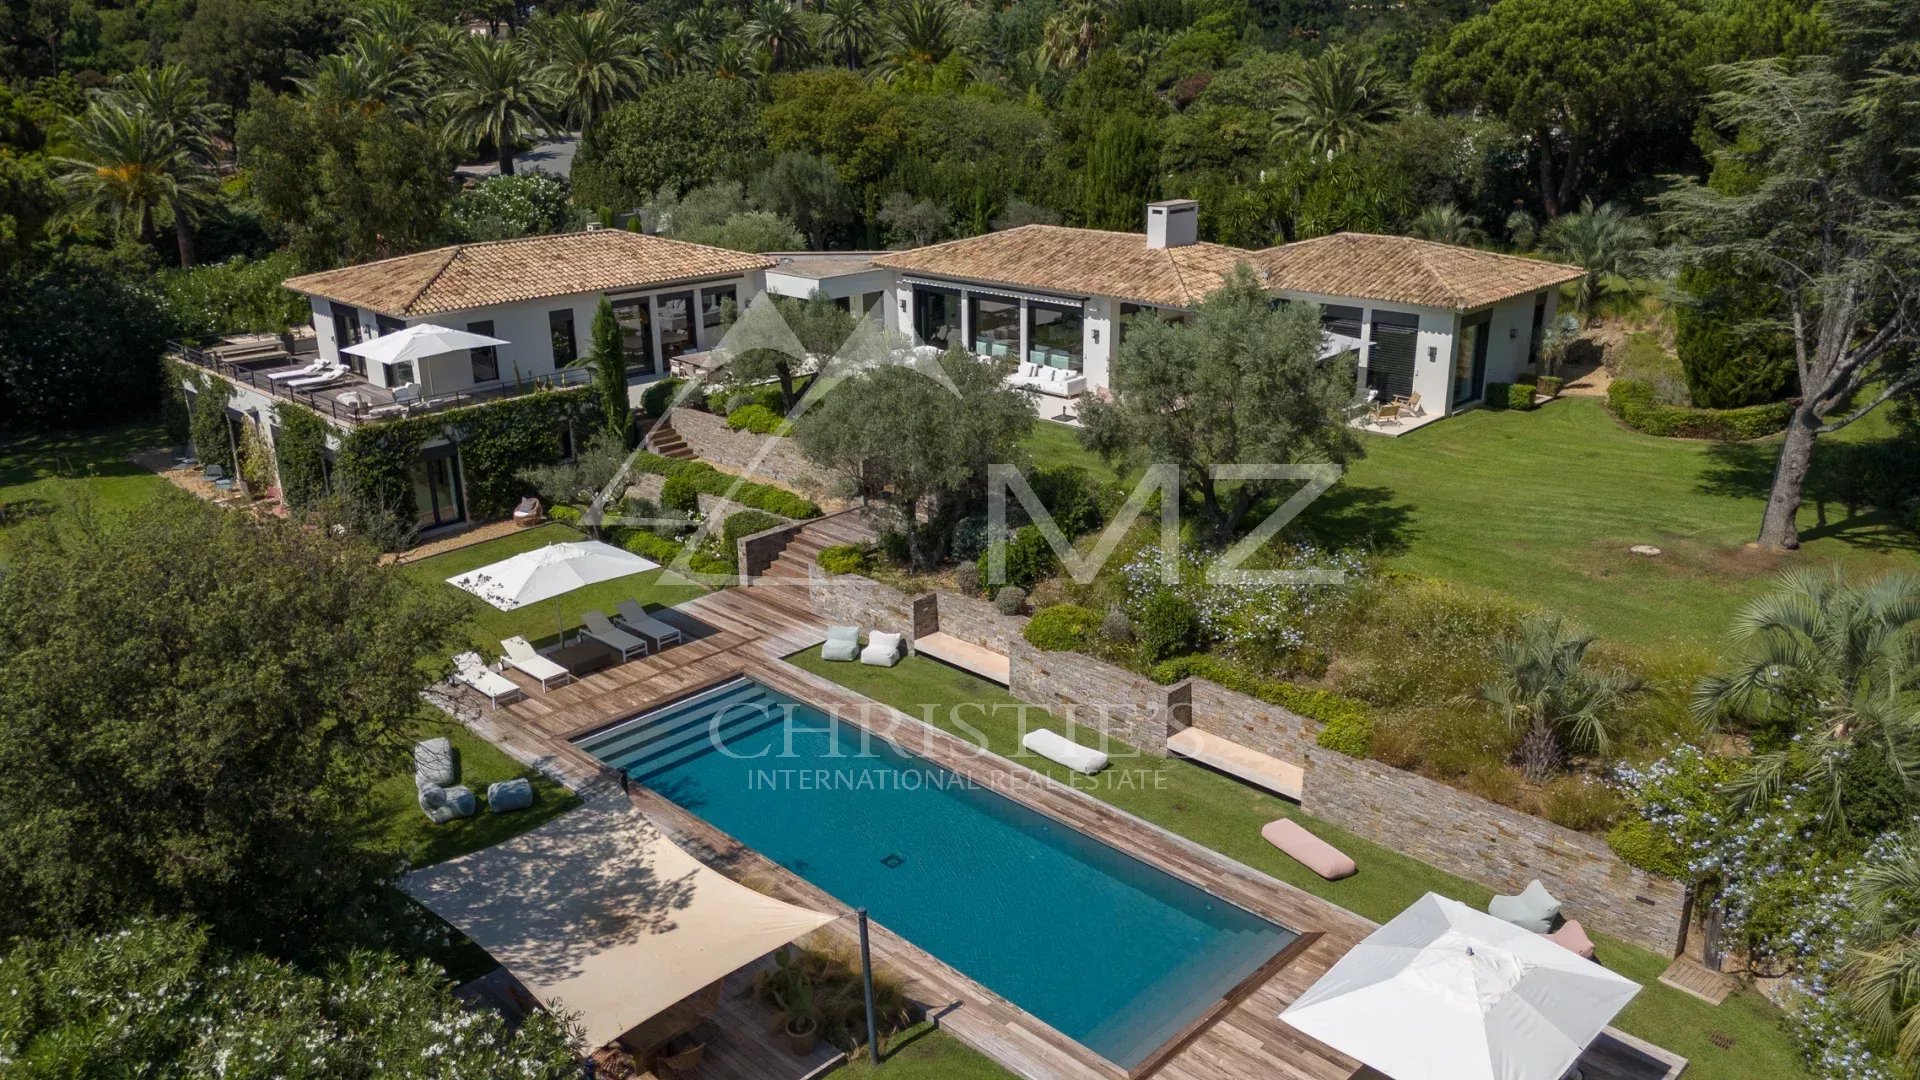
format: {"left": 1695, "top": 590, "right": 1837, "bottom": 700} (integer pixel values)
{"left": 1367, "top": 311, "right": 1419, "bottom": 399}
{"left": 911, "top": 285, "right": 961, "bottom": 349}
{"left": 1026, "top": 300, "right": 1084, "bottom": 371}
{"left": 1455, "top": 314, "right": 1490, "bottom": 405}
{"left": 467, "top": 320, "right": 498, "bottom": 383}
{"left": 613, "top": 298, "right": 654, "bottom": 375}
{"left": 409, "top": 447, "right": 464, "bottom": 529}
{"left": 860, "top": 291, "right": 884, "bottom": 316}
{"left": 969, "top": 295, "right": 1019, "bottom": 359}
{"left": 656, "top": 291, "right": 695, "bottom": 360}
{"left": 1321, "top": 304, "right": 1363, "bottom": 343}
{"left": 390, "top": 361, "right": 416, "bottom": 386}
{"left": 549, "top": 309, "right": 578, "bottom": 365}
{"left": 375, "top": 314, "right": 405, "bottom": 336}
{"left": 556, "top": 424, "right": 575, "bottom": 462}
{"left": 700, "top": 285, "right": 735, "bottom": 338}
{"left": 331, "top": 304, "right": 365, "bottom": 375}
{"left": 1527, "top": 294, "right": 1548, "bottom": 366}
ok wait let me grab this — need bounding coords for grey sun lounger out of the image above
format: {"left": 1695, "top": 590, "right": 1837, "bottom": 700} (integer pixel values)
{"left": 580, "top": 610, "right": 647, "bottom": 661}
{"left": 613, "top": 599, "right": 682, "bottom": 651}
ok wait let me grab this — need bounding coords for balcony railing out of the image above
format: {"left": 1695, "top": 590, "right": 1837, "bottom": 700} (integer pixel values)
{"left": 168, "top": 341, "right": 593, "bottom": 425}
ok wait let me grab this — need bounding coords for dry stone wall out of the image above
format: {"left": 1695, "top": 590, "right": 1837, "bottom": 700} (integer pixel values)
{"left": 668, "top": 408, "right": 837, "bottom": 496}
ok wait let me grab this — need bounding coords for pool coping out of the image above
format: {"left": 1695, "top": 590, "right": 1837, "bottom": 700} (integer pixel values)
{"left": 565, "top": 664, "right": 1328, "bottom": 1080}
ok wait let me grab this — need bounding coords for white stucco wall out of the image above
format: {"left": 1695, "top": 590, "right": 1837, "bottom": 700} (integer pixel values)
{"left": 766, "top": 267, "right": 894, "bottom": 306}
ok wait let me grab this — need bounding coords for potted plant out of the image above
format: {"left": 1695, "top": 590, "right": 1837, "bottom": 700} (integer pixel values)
{"left": 770, "top": 948, "right": 818, "bottom": 1055}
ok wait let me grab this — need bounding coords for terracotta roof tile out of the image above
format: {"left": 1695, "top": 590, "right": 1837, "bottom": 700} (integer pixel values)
{"left": 283, "top": 231, "right": 775, "bottom": 317}
{"left": 1254, "top": 233, "right": 1585, "bottom": 311}
{"left": 871, "top": 225, "right": 1256, "bottom": 309}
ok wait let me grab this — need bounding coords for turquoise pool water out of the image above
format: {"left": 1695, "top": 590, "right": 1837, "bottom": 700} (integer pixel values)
{"left": 574, "top": 677, "right": 1297, "bottom": 1068}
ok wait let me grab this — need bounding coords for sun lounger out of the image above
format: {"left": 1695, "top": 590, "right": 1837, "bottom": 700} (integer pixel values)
{"left": 860, "top": 630, "right": 903, "bottom": 667}
{"left": 419, "top": 783, "right": 476, "bottom": 824}
{"left": 287, "top": 364, "right": 347, "bottom": 390}
{"left": 821, "top": 624, "right": 860, "bottom": 662}
{"left": 581, "top": 610, "right": 647, "bottom": 661}
{"left": 613, "top": 599, "right": 682, "bottom": 651}
{"left": 1022, "top": 728, "right": 1108, "bottom": 774}
{"left": 1261, "top": 818, "right": 1357, "bottom": 880}
{"left": 453, "top": 651, "right": 524, "bottom": 709}
{"left": 501, "top": 636, "right": 571, "bottom": 690}
{"left": 487, "top": 777, "right": 534, "bottom": 813}
{"left": 414, "top": 736, "right": 456, "bottom": 787}
{"left": 267, "top": 358, "right": 330, "bottom": 382}
{"left": 1488, "top": 879, "right": 1562, "bottom": 933}
{"left": 1547, "top": 918, "right": 1596, "bottom": 959}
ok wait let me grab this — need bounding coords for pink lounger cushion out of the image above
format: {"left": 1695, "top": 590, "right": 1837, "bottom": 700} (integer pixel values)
{"left": 1262, "top": 819, "right": 1357, "bottom": 880}
{"left": 1548, "top": 918, "right": 1596, "bottom": 959}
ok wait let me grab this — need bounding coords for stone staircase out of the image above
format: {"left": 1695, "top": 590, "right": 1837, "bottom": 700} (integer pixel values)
{"left": 751, "top": 510, "right": 877, "bottom": 590}
{"left": 641, "top": 418, "right": 693, "bottom": 460}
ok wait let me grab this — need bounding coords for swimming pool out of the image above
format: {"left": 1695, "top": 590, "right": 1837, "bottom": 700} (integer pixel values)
{"left": 574, "top": 677, "right": 1299, "bottom": 1069}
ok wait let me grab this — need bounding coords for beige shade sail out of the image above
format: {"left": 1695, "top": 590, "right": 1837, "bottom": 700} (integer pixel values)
{"left": 403, "top": 790, "right": 837, "bottom": 1050}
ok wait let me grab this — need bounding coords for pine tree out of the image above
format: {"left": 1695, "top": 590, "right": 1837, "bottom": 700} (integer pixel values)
{"left": 1081, "top": 114, "right": 1154, "bottom": 231}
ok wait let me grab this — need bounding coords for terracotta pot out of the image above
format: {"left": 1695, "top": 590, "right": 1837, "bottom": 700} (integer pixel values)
{"left": 784, "top": 1020, "right": 818, "bottom": 1055}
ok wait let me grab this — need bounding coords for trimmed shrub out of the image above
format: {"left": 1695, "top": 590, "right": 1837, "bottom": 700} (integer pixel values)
{"left": 978, "top": 524, "right": 1057, "bottom": 595}
{"left": 1150, "top": 654, "right": 1373, "bottom": 736}
{"left": 1484, "top": 382, "right": 1535, "bottom": 411}
{"left": 953, "top": 561, "right": 981, "bottom": 595}
{"left": 816, "top": 543, "right": 871, "bottom": 575}
{"left": 621, "top": 528, "right": 681, "bottom": 562}
{"left": 1608, "top": 379, "right": 1793, "bottom": 440}
{"left": 640, "top": 377, "right": 683, "bottom": 418}
{"left": 659, "top": 474, "right": 701, "bottom": 513}
{"left": 548, "top": 504, "right": 584, "bottom": 528}
{"left": 628, "top": 454, "right": 821, "bottom": 518}
{"left": 721, "top": 509, "right": 784, "bottom": 548}
{"left": 993, "top": 585, "right": 1028, "bottom": 615}
{"left": 1535, "top": 374, "right": 1564, "bottom": 397}
{"left": 1023, "top": 604, "right": 1100, "bottom": 651}
{"left": 877, "top": 530, "right": 910, "bottom": 565}
{"left": 1137, "top": 592, "right": 1200, "bottom": 662}
{"left": 727, "top": 403, "right": 790, "bottom": 435}
{"left": 1605, "top": 817, "right": 1688, "bottom": 878}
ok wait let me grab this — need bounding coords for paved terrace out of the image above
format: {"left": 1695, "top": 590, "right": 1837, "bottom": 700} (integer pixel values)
{"left": 448, "top": 585, "right": 1687, "bottom": 1080}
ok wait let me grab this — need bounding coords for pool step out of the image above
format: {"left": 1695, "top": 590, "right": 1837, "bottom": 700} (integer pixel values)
{"left": 579, "top": 682, "right": 796, "bottom": 780}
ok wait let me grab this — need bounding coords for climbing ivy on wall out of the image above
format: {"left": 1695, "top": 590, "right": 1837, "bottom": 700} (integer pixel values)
{"left": 167, "top": 359, "right": 236, "bottom": 475}
{"left": 274, "top": 404, "right": 330, "bottom": 512}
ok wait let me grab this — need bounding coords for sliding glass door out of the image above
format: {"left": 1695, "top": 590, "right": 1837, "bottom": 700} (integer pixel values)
{"left": 612, "top": 297, "right": 655, "bottom": 376}
{"left": 409, "top": 448, "right": 465, "bottom": 530}
{"left": 1454, "top": 315, "right": 1490, "bottom": 406}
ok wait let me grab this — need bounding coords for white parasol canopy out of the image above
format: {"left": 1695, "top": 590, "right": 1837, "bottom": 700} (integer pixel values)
{"left": 448, "top": 540, "right": 659, "bottom": 611}
{"left": 1280, "top": 893, "right": 1641, "bottom": 1080}
{"left": 341, "top": 322, "right": 509, "bottom": 367}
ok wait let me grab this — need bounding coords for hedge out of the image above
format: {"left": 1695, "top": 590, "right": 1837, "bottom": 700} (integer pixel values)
{"left": 275, "top": 404, "right": 329, "bottom": 511}
{"left": 1484, "top": 381, "right": 1536, "bottom": 411}
{"left": 720, "top": 509, "right": 785, "bottom": 548}
{"left": 816, "top": 543, "right": 870, "bottom": 575}
{"left": 640, "top": 377, "right": 683, "bottom": 418}
{"left": 616, "top": 526, "right": 736, "bottom": 579}
{"left": 630, "top": 453, "right": 821, "bottom": 519}
{"left": 548, "top": 504, "right": 583, "bottom": 527}
{"left": 1150, "top": 654, "right": 1373, "bottom": 753}
{"left": 1607, "top": 379, "right": 1793, "bottom": 440}
{"left": 1023, "top": 604, "right": 1100, "bottom": 651}
{"left": 1535, "top": 375, "right": 1564, "bottom": 397}
{"left": 727, "top": 403, "right": 790, "bottom": 435}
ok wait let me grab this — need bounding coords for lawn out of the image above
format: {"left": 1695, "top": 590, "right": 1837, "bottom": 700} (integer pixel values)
{"left": 842, "top": 1021, "right": 1018, "bottom": 1080}
{"left": 1023, "top": 398, "right": 1917, "bottom": 654}
{"left": 0, "top": 421, "right": 176, "bottom": 540}
{"left": 367, "top": 712, "right": 580, "bottom": 869}
{"left": 788, "top": 651, "right": 1806, "bottom": 1080}
{"left": 396, "top": 522, "right": 711, "bottom": 653}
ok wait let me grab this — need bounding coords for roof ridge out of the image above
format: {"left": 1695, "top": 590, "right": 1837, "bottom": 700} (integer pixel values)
{"left": 1406, "top": 241, "right": 1468, "bottom": 310}
{"left": 400, "top": 247, "right": 463, "bottom": 317}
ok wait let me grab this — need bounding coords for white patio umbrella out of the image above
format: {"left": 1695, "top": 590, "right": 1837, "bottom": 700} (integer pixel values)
{"left": 343, "top": 323, "right": 508, "bottom": 397}
{"left": 1280, "top": 893, "right": 1640, "bottom": 1080}
{"left": 447, "top": 540, "right": 659, "bottom": 612}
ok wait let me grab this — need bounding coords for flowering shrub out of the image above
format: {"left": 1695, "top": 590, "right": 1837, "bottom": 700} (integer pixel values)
{"left": 1118, "top": 542, "right": 1370, "bottom": 674}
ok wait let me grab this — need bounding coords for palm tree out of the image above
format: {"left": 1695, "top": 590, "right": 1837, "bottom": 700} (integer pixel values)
{"left": 435, "top": 35, "right": 555, "bottom": 177}
{"left": 741, "top": 0, "right": 806, "bottom": 71}
{"left": 708, "top": 38, "right": 758, "bottom": 84}
{"left": 1842, "top": 832, "right": 1920, "bottom": 1069}
{"left": 818, "top": 0, "right": 875, "bottom": 69}
{"left": 650, "top": 22, "right": 711, "bottom": 80}
{"left": 1038, "top": 0, "right": 1115, "bottom": 71}
{"left": 874, "top": 0, "right": 960, "bottom": 82}
{"left": 536, "top": 11, "right": 645, "bottom": 133}
{"left": 1695, "top": 569, "right": 1920, "bottom": 832}
{"left": 346, "top": 0, "right": 432, "bottom": 55}
{"left": 1481, "top": 614, "right": 1639, "bottom": 780}
{"left": 97, "top": 64, "right": 223, "bottom": 265}
{"left": 54, "top": 103, "right": 187, "bottom": 249}
{"left": 295, "top": 39, "right": 426, "bottom": 117}
{"left": 1541, "top": 198, "right": 1651, "bottom": 321}
{"left": 1409, "top": 204, "right": 1484, "bottom": 246}
{"left": 1271, "top": 47, "right": 1402, "bottom": 158}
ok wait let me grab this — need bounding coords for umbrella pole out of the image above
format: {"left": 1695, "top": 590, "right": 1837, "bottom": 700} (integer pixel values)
{"left": 859, "top": 908, "right": 880, "bottom": 1065}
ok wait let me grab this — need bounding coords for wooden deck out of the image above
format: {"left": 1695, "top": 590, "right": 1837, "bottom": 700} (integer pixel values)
{"left": 1659, "top": 957, "right": 1736, "bottom": 1006}
{"left": 444, "top": 584, "right": 1689, "bottom": 1080}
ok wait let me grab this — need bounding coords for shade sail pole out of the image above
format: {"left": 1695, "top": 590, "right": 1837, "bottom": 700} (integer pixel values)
{"left": 859, "top": 908, "right": 880, "bottom": 1065}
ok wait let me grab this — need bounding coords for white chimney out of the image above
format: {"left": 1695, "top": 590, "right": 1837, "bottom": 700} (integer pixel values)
{"left": 1145, "top": 199, "right": 1199, "bottom": 249}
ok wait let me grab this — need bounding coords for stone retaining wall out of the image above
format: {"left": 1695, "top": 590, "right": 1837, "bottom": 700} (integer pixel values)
{"left": 668, "top": 408, "right": 837, "bottom": 496}
{"left": 934, "top": 592, "right": 1024, "bottom": 652}
{"left": 1007, "top": 637, "right": 1172, "bottom": 757}
{"left": 1303, "top": 750, "right": 1688, "bottom": 952}
{"left": 1184, "top": 679, "right": 1321, "bottom": 765}
{"left": 808, "top": 568, "right": 916, "bottom": 638}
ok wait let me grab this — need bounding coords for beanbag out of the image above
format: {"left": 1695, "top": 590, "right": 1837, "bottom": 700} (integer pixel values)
{"left": 1489, "top": 879, "right": 1563, "bottom": 933}
{"left": 1261, "top": 819, "right": 1357, "bottom": 880}
{"left": 488, "top": 777, "right": 534, "bottom": 813}
{"left": 821, "top": 625, "right": 860, "bottom": 662}
{"left": 414, "top": 737, "right": 456, "bottom": 788}
{"left": 1022, "top": 728, "right": 1108, "bottom": 774}
{"left": 1548, "top": 918, "right": 1596, "bottom": 959}
{"left": 861, "top": 631, "right": 903, "bottom": 667}
{"left": 419, "top": 783, "right": 476, "bottom": 824}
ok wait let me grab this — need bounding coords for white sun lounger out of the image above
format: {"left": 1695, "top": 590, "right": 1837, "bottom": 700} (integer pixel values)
{"left": 453, "top": 651, "right": 524, "bottom": 709}
{"left": 287, "top": 364, "right": 347, "bottom": 390}
{"left": 267, "top": 358, "right": 330, "bottom": 382}
{"left": 501, "top": 636, "right": 571, "bottom": 690}
{"left": 614, "top": 599, "right": 682, "bottom": 650}
{"left": 580, "top": 610, "right": 647, "bottom": 661}
{"left": 1022, "top": 728, "right": 1108, "bottom": 775}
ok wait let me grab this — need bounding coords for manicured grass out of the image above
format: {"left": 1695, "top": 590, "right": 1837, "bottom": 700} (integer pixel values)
{"left": 1021, "top": 419, "right": 1124, "bottom": 485}
{"left": 0, "top": 422, "right": 176, "bottom": 537}
{"left": 788, "top": 652, "right": 1807, "bottom": 1080}
{"left": 1023, "top": 398, "right": 1916, "bottom": 654}
{"left": 396, "top": 522, "right": 711, "bottom": 653}
{"left": 840, "top": 1021, "right": 1019, "bottom": 1080}
{"left": 366, "top": 713, "right": 580, "bottom": 869}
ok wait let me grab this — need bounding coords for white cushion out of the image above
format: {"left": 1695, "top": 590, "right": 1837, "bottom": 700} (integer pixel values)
{"left": 860, "top": 631, "right": 903, "bottom": 666}
{"left": 1021, "top": 728, "right": 1108, "bottom": 774}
